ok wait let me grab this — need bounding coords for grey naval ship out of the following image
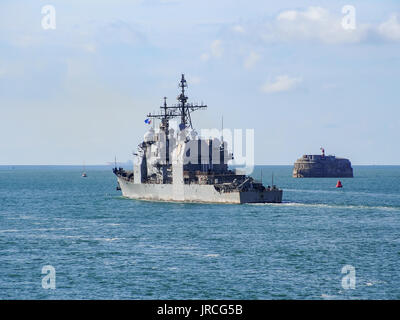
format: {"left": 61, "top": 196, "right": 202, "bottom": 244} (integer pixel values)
{"left": 113, "top": 75, "right": 283, "bottom": 204}
{"left": 293, "top": 148, "right": 353, "bottom": 178}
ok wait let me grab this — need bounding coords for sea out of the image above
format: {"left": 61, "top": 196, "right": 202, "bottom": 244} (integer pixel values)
{"left": 1, "top": 165, "right": 399, "bottom": 300}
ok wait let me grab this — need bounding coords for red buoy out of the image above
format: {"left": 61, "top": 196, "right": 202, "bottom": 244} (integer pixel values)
{"left": 336, "top": 180, "right": 343, "bottom": 188}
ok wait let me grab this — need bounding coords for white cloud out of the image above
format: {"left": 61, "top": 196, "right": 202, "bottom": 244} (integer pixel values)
{"left": 277, "top": 7, "right": 327, "bottom": 22}
{"left": 232, "top": 25, "right": 245, "bottom": 34}
{"left": 5, "top": 18, "right": 146, "bottom": 51}
{"left": 270, "top": 6, "right": 368, "bottom": 44}
{"left": 277, "top": 10, "right": 298, "bottom": 21}
{"left": 200, "top": 53, "right": 210, "bottom": 61}
{"left": 378, "top": 14, "right": 400, "bottom": 41}
{"left": 221, "top": 7, "right": 400, "bottom": 47}
{"left": 83, "top": 43, "right": 96, "bottom": 53}
{"left": 261, "top": 75, "right": 302, "bottom": 93}
{"left": 244, "top": 52, "right": 260, "bottom": 69}
{"left": 322, "top": 83, "right": 339, "bottom": 90}
{"left": 201, "top": 39, "right": 223, "bottom": 61}
{"left": 210, "top": 39, "right": 223, "bottom": 58}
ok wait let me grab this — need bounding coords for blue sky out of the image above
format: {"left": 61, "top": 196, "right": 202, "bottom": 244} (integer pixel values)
{"left": 0, "top": 0, "right": 399, "bottom": 165}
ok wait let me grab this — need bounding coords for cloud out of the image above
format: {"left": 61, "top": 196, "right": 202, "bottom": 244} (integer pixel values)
{"left": 210, "top": 39, "right": 223, "bottom": 57}
{"left": 201, "top": 39, "right": 223, "bottom": 61}
{"left": 267, "top": 6, "right": 368, "bottom": 44}
{"left": 83, "top": 43, "right": 96, "bottom": 53}
{"left": 261, "top": 75, "right": 302, "bottom": 93}
{"left": 3, "top": 16, "right": 146, "bottom": 53}
{"left": 232, "top": 25, "right": 245, "bottom": 34}
{"left": 277, "top": 7, "right": 326, "bottom": 22}
{"left": 200, "top": 53, "right": 210, "bottom": 61}
{"left": 255, "top": 7, "right": 400, "bottom": 45}
{"left": 96, "top": 20, "right": 145, "bottom": 46}
{"left": 244, "top": 51, "right": 260, "bottom": 69}
{"left": 378, "top": 14, "right": 400, "bottom": 41}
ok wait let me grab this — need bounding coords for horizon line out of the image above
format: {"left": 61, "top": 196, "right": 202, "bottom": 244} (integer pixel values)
{"left": 1, "top": 163, "right": 400, "bottom": 166}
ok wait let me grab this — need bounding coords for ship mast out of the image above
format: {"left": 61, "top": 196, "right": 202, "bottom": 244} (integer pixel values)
{"left": 144, "top": 75, "right": 207, "bottom": 165}
{"left": 178, "top": 74, "right": 188, "bottom": 128}
{"left": 146, "top": 74, "right": 207, "bottom": 130}
{"left": 176, "top": 74, "right": 207, "bottom": 129}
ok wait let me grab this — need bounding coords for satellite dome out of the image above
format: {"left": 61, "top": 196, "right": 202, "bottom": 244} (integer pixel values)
{"left": 144, "top": 127, "right": 155, "bottom": 142}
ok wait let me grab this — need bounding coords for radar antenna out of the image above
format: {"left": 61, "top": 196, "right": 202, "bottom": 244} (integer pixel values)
{"left": 146, "top": 74, "right": 207, "bottom": 130}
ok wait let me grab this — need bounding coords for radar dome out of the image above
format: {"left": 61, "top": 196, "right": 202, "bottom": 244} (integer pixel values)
{"left": 144, "top": 127, "right": 155, "bottom": 142}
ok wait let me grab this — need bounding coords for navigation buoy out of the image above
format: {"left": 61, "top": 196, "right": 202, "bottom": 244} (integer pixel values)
{"left": 336, "top": 180, "right": 343, "bottom": 188}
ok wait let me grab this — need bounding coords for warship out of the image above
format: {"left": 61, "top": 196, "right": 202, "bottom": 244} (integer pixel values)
{"left": 113, "top": 75, "right": 283, "bottom": 204}
{"left": 293, "top": 148, "right": 353, "bottom": 178}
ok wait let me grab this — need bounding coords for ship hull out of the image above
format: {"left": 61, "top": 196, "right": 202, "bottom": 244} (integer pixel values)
{"left": 117, "top": 177, "right": 282, "bottom": 204}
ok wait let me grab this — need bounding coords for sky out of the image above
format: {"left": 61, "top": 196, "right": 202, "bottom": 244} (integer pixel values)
{"left": 0, "top": 0, "right": 399, "bottom": 165}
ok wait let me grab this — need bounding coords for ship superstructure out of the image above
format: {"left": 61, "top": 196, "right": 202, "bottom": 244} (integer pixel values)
{"left": 113, "top": 75, "right": 282, "bottom": 204}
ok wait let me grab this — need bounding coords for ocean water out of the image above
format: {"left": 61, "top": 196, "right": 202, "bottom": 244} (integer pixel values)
{"left": 1, "top": 165, "right": 400, "bottom": 300}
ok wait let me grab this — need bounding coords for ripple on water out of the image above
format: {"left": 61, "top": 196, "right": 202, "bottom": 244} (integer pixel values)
{"left": 1, "top": 166, "right": 400, "bottom": 299}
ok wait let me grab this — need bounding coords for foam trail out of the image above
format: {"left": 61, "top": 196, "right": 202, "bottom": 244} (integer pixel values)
{"left": 248, "top": 202, "right": 400, "bottom": 212}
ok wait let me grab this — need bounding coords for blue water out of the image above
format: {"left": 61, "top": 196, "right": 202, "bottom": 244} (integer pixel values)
{"left": 1, "top": 165, "right": 400, "bottom": 299}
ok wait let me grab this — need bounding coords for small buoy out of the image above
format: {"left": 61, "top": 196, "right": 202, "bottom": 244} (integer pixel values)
{"left": 336, "top": 180, "right": 343, "bottom": 188}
